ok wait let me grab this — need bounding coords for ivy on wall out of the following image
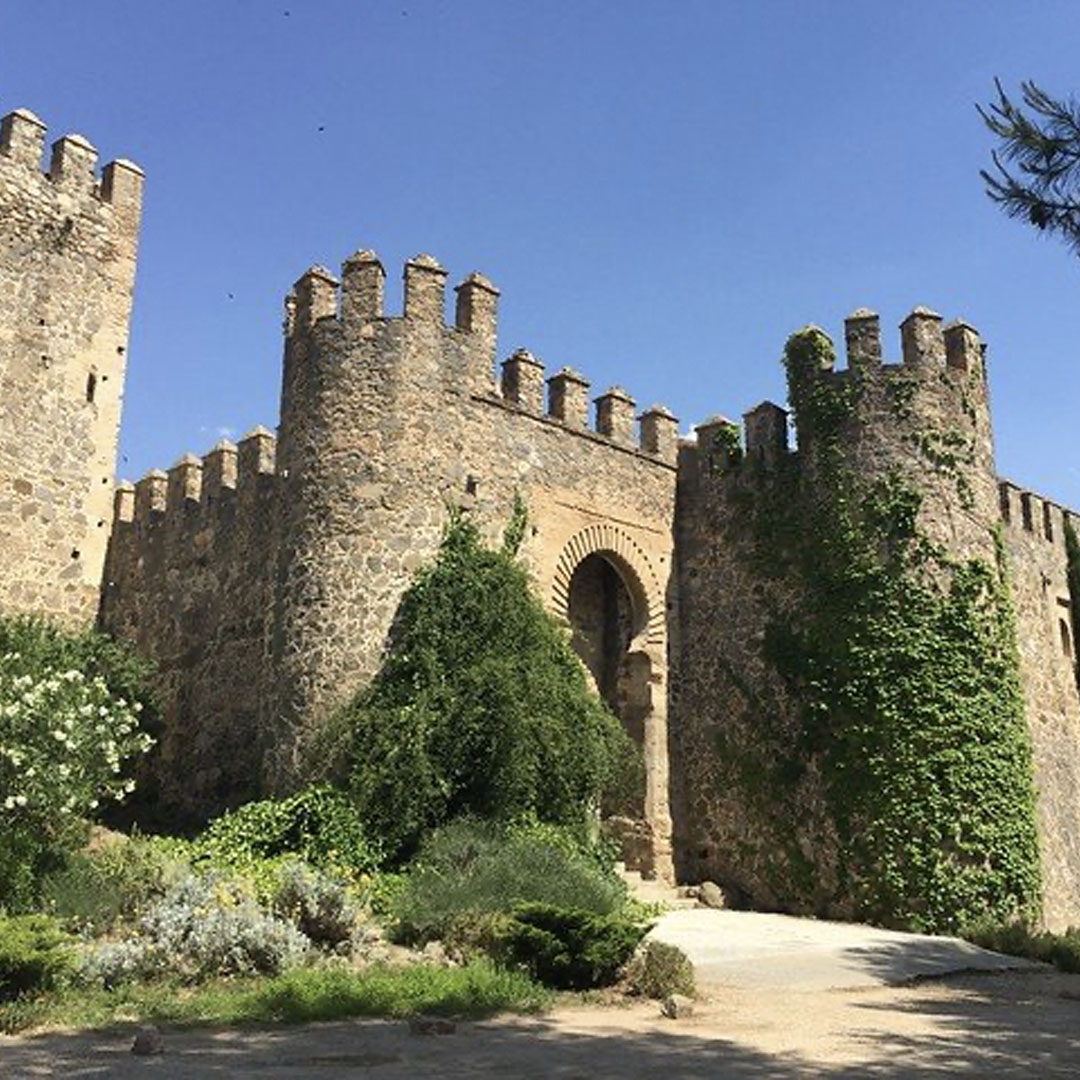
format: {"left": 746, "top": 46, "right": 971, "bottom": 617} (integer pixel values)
{"left": 731, "top": 327, "right": 1041, "bottom": 933}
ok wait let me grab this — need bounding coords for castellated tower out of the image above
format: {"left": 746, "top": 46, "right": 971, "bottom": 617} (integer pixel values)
{"left": 673, "top": 306, "right": 1080, "bottom": 929}
{"left": 0, "top": 106, "right": 143, "bottom": 625}
{"left": 104, "top": 247, "right": 680, "bottom": 876}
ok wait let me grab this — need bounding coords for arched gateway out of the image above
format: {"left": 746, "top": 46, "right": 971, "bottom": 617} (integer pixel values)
{"left": 548, "top": 522, "right": 674, "bottom": 882}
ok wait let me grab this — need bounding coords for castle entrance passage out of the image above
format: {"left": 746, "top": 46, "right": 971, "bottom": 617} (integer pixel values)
{"left": 568, "top": 553, "right": 648, "bottom": 819}
{"left": 550, "top": 523, "right": 673, "bottom": 881}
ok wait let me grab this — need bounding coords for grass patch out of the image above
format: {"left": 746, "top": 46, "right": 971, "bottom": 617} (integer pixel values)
{"left": 967, "top": 922, "right": 1080, "bottom": 973}
{"left": 0, "top": 959, "right": 550, "bottom": 1035}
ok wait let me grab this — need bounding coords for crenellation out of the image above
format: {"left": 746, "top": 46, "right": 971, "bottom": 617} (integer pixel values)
{"left": 547, "top": 367, "right": 590, "bottom": 428}
{"left": 113, "top": 481, "right": 135, "bottom": 524}
{"left": 695, "top": 415, "right": 741, "bottom": 475}
{"left": 501, "top": 348, "right": 545, "bottom": 413}
{"left": 167, "top": 453, "right": 202, "bottom": 511}
{"left": 899, "top": 306, "right": 945, "bottom": 366}
{"left": 201, "top": 439, "right": 238, "bottom": 506}
{"left": 341, "top": 250, "right": 385, "bottom": 324}
{"left": 595, "top": 386, "right": 636, "bottom": 446}
{"left": 844, "top": 308, "right": 882, "bottom": 371}
{"left": 1000, "top": 480, "right": 1019, "bottom": 524}
{"left": 744, "top": 401, "right": 788, "bottom": 465}
{"left": 944, "top": 318, "right": 982, "bottom": 376}
{"left": 238, "top": 426, "right": 276, "bottom": 485}
{"left": 134, "top": 470, "right": 167, "bottom": 523}
{"left": 291, "top": 266, "right": 339, "bottom": 331}
{"left": 639, "top": 405, "right": 679, "bottom": 465}
{"left": 0, "top": 107, "right": 47, "bottom": 169}
{"left": 1021, "top": 491, "right": 1035, "bottom": 532}
{"left": 403, "top": 253, "right": 447, "bottom": 324}
{"left": 48, "top": 133, "right": 98, "bottom": 192}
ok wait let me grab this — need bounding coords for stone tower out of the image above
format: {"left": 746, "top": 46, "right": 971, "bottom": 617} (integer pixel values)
{"left": 0, "top": 106, "right": 143, "bottom": 625}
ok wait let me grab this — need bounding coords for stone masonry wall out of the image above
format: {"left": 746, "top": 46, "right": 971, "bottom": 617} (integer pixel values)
{"left": 0, "top": 107, "right": 142, "bottom": 626}
{"left": 672, "top": 308, "right": 1080, "bottom": 929}
{"left": 99, "top": 430, "right": 279, "bottom": 829}
{"left": 103, "top": 252, "right": 678, "bottom": 842}
{"left": 999, "top": 483, "right": 1080, "bottom": 930}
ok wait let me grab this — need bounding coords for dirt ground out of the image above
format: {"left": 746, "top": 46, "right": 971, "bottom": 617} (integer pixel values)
{"left": 4, "top": 969, "right": 1080, "bottom": 1078}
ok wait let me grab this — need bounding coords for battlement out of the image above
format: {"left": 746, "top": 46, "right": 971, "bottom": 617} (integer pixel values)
{"left": 0, "top": 105, "right": 143, "bottom": 217}
{"left": 282, "top": 248, "right": 679, "bottom": 465}
{"left": 116, "top": 428, "right": 279, "bottom": 532}
{"left": 999, "top": 480, "right": 1078, "bottom": 549}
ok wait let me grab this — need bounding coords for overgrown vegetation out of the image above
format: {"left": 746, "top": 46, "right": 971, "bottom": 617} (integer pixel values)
{"left": 0, "top": 509, "right": 655, "bottom": 1033}
{"left": 726, "top": 327, "right": 1042, "bottom": 932}
{"left": 389, "top": 817, "right": 629, "bottom": 944}
{"left": 341, "top": 510, "right": 640, "bottom": 861}
{"left": 0, "top": 616, "right": 156, "bottom": 912}
{"left": 966, "top": 920, "right": 1080, "bottom": 974}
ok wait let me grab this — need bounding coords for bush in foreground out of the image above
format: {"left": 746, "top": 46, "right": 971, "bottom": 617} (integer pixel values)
{"left": 191, "top": 786, "right": 380, "bottom": 883}
{"left": 343, "top": 511, "right": 640, "bottom": 860}
{"left": 391, "top": 818, "right": 628, "bottom": 943}
{"left": 0, "top": 915, "right": 75, "bottom": 1001}
{"left": 0, "top": 616, "right": 156, "bottom": 911}
{"left": 624, "top": 940, "right": 696, "bottom": 999}
{"left": 495, "top": 902, "right": 649, "bottom": 990}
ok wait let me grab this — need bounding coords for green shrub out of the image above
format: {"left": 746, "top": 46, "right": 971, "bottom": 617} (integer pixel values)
{"left": 343, "top": 511, "right": 640, "bottom": 859}
{"left": 496, "top": 903, "right": 649, "bottom": 990}
{"left": 625, "top": 940, "right": 696, "bottom": 999}
{"left": 129, "top": 872, "right": 310, "bottom": 981}
{"left": 0, "top": 915, "right": 75, "bottom": 1001}
{"left": 966, "top": 921, "right": 1080, "bottom": 973}
{"left": 192, "top": 787, "right": 380, "bottom": 882}
{"left": 271, "top": 861, "right": 360, "bottom": 949}
{"left": 391, "top": 819, "right": 628, "bottom": 943}
{"left": 38, "top": 834, "right": 189, "bottom": 933}
{"left": 0, "top": 616, "right": 156, "bottom": 910}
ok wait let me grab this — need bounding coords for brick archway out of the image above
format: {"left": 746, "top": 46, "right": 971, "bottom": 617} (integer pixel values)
{"left": 549, "top": 520, "right": 673, "bottom": 882}
{"left": 550, "top": 521, "right": 665, "bottom": 650}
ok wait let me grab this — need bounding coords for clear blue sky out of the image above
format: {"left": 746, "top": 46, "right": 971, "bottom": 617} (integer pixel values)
{"left": 4, "top": 1, "right": 1079, "bottom": 503}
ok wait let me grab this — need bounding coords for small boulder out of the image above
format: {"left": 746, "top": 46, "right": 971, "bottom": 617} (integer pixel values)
{"left": 661, "top": 994, "right": 695, "bottom": 1020}
{"left": 698, "top": 881, "right": 727, "bottom": 909}
{"left": 131, "top": 1025, "right": 164, "bottom": 1055}
{"left": 408, "top": 1015, "right": 457, "bottom": 1035}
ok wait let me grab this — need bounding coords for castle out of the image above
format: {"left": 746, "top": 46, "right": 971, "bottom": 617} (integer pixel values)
{"left": 4, "top": 107, "right": 1080, "bottom": 929}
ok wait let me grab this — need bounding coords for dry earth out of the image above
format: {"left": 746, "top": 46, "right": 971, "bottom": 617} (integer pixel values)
{"left": 4, "top": 969, "right": 1080, "bottom": 1078}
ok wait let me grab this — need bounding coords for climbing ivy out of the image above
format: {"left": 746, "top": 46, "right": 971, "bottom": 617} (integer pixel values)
{"left": 732, "top": 327, "right": 1041, "bottom": 932}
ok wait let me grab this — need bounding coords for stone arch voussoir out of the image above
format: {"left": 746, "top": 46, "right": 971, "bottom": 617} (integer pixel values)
{"left": 551, "top": 522, "right": 665, "bottom": 650}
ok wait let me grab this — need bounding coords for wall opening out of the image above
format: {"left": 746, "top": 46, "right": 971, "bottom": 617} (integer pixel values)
{"left": 567, "top": 552, "right": 646, "bottom": 817}
{"left": 85, "top": 371, "right": 97, "bottom": 403}
{"left": 1061, "top": 618, "right": 1072, "bottom": 659}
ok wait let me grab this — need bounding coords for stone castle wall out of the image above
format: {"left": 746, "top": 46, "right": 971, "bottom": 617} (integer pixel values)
{"left": 0, "top": 107, "right": 142, "bottom": 626}
{"left": 672, "top": 308, "right": 1080, "bottom": 930}
{"left": 102, "top": 252, "right": 678, "bottom": 859}
{"left": 6, "top": 97, "right": 1080, "bottom": 925}
{"left": 998, "top": 483, "right": 1080, "bottom": 930}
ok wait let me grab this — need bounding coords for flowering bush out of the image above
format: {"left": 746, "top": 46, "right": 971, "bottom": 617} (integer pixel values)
{"left": 0, "top": 616, "right": 156, "bottom": 909}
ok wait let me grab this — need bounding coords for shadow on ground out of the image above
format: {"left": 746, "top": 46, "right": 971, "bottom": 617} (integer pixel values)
{"left": 3, "top": 968, "right": 1079, "bottom": 1078}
